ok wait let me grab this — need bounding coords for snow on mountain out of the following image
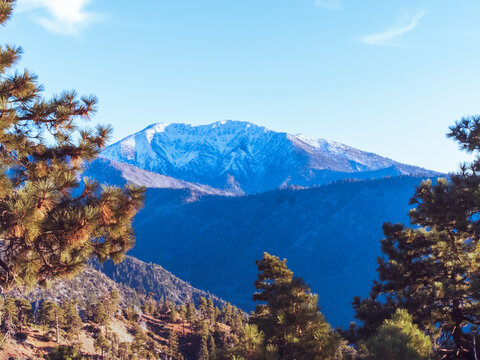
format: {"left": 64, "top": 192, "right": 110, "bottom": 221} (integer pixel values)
{"left": 102, "top": 120, "right": 439, "bottom": 194}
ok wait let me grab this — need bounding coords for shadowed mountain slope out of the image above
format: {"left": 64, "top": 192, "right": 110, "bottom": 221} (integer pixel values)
{"left": 125, "top": 176, "right": 426, "bottom": 326}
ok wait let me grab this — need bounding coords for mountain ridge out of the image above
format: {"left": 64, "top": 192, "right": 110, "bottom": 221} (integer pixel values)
{"left": 102, "top": 120, "right": 440, "bottom": 194}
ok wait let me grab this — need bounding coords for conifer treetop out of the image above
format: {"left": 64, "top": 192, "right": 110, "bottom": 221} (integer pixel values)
{"left": 0, "top": 0, "right": 145, "bottom": 293}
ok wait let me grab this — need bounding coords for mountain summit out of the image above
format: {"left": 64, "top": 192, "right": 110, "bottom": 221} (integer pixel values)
{"left": 102, "top": 120, "right": 437, "bottom": 194}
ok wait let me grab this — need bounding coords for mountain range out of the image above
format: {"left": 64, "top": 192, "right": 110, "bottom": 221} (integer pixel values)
{"left": 84, "top": 120, "right": 441, "bottom": 326}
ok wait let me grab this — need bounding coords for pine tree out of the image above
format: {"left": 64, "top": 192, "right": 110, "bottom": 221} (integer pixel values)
{"left": 61, "top": 301, "right": 82, "bottom": 341}
{"left": 38, "top": 300, "right": 64, "bottom": 343}
{"left": 251, "top": 253, "right": 340, "bottom": 360}
{"left": 130, "top": 322, "right": 156, "bottom": 359}
{"left": 167, "top": 329, "right": 184, "bottom": 360}
{"left": 186, "top": 302, "right": 196, "bottom": 322}
{"left": 47, "top": 345, "right": 84, "bottom": 360}
{"left": 220, "top": 302, "right": 233, "bottom": 325}
{"left": 0, "top": 1, "right": 145, "bottom": 294}
{"left": 94, "top": 333, "right": 111, "bottom": 359}
{"left": 199, "top": 297, "right": 208, "bottom": 320}
{"left": 103, "top": 289, "right": 120, "bottom": 319}
{"left": 208, "top": 334, "right": 217, "bottom": 360}
{"left": 352, "top": 116, "right": 480, "bottom": 359}
{"left": 124, "top": 304, "right": 139, "bottom": 322}
{"left": 14, "top": 298, "right": 32, "bottom": 330}
{"left": 364, "top": 309, "right": 432, "bottom": 360}
{"left": 198, "top": 335, "right": 209, "bottom": 360}
{"left": 1, "top": 296, "right": 17, "bottom": 340}
{"left": 118, "top": 342, "right": 131, "bottom": 360}
{"left": 232, "top": 307, "right": 244, "bottom": 332}
{"left": 207, "top": 298, "right": 215, "bottom": 324}
{"left": 178, "top": 305, "right": 187, "bottom": 320}
{"left": 195, "top": 319, "right": 210, "bottom": 339}
{"left": 178, "top": 304, "right": 187, "bottom": 335}
{"left": 170, "top": 307, "right": 179, "bottom": 323}
{"left": 107, "top": 332, "right": 120, "bottom": 359}
{"left": 232, "top": 323, "right": 265, "bottom": 359}
{"left": 93, "top": 302, "right": 109, "bottom": 329}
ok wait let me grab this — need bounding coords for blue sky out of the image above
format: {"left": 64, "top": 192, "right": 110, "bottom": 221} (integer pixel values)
{"left": 4, "top": 0, "right": 480, "bottom": 172}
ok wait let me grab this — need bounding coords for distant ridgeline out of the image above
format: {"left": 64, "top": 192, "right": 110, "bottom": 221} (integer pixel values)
{"left": 84, "top": 120, "right": 440, "bottom": 326}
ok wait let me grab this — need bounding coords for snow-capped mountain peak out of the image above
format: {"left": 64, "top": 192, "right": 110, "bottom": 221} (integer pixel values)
{"left": 102, "top": 120, "right": 439, "bottom": 194}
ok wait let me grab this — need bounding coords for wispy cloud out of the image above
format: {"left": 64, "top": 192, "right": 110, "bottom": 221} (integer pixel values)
{"left": 360, "top": 10, "right": 427, "bottom": 46}
{"left": 315, "top": 0, "right": 342, "bottom": 11}
{"left": 16, "top": 0, "right": 101, "bottom": 35}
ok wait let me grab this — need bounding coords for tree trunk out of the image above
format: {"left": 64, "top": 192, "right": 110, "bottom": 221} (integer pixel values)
{"left": 452, "top": 323, "right": 474, "bottom": 359}
{"left": 55, "top": 310, "right": 59, "bottom": 343}
{"left": 473, "top": 331, "right": 478, "bottom": 360}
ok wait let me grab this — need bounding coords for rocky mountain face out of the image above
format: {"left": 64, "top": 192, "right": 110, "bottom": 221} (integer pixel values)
{"left": 101, "top": 121, "right": 438, "bottom": 194}
{"left": 84, "top": 157, "right": 235, "bottom": 197}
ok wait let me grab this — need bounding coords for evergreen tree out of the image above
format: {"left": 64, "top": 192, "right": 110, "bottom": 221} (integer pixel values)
{"left": 167, "top": 329, "right": 184, "bottom": 360}
{"left": 207, "top": 298, "right": 215, "bottom": 324}
{"left": 170, "top": 307, "right": 179, "bottom": 323}
{"left": 118, "top": 342, "right": 131, "bottom": 360}
{"left": 103, "top": 289, "right": 120, "bottom": 319}
{"left": 38, "top": 300, "right": 63, "bottom": 343}
{"left": 93, "top": 302, "right": 109, "bottom": 328}
{"left": 0, "top": 0, "right": 145, "bottom": 293}
{"left": 186, "top": 302, "right": 196, "bottom": 322}
{"left": 199, "top": 297, "right": 208, "bottom": 320}
{"left": 1, "top": 296, "right": 17, "bottom": 339}
{"left": 179, "top": 304, "right": 187, "bottom": 335}
{"left": 61, "top": 301, "right": 82, "bottom": 341}
{"left": 232, "top": 323, "right": 265, "bottom": 359}
{"left": 94, "top": 333, "right": 111, "bottom": 359}
{"left": 142, "top": 301, "right": 151, "bottom": 315}
{"left": 47, "top": 345, "right": 84, "bottom": 360}
{"left": 251, "top": 253, "right": 340, "bottom": 360}
{"left": 130, "top": 323, "right": 155, "bottom": 359}
{"left": 352, "top": 116, "right": 480, "bottom": 359}
{"left": 195, "top": 319, "right": 210, "bottom": 339}
{"left": 107, "top": 332, "right": 120, "bottom": 359}
{"left": 221, "top": 302, "right": 233, "bottom": 325}
{"left": 198, "top": 335, "right": 209, "bottom": 360}
{"left": 208, "top": 334, "right": 217, "bottom": 360}
{"left": 124, "top": 304, "right": 139, "bottom": 322}
{"left": 232, "top": 307, "right": 244, "bottom": 332}
{"left": 364, "top": 309, "right": 432, "bottom": 360}
{"left": 14, "top": 298, "right": 32, "bottom": 330}
{"left": 178, "top": 305, "right": 187, "bottom": 320}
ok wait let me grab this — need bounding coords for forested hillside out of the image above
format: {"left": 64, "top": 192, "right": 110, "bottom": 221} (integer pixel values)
{"left": 92, "top": 256, "right": 224, "bottom": 307}
{"left": 10, "top": 256, "right": 222, "bottom": 311}
{"left": 3, "top": 283, "right": 246, "bottom": 359}
{"left": 128, "top": 176, "right": 424, "bottom": 326}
